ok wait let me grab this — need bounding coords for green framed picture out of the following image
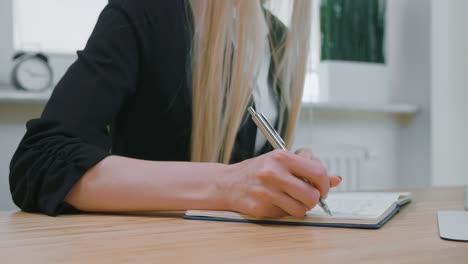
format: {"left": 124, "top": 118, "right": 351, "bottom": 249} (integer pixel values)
{"left": 320, "top": 0, "right": 386, "bottom": 63}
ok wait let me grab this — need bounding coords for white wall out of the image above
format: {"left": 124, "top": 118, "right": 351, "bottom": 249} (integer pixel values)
{"left": 431, "top": 0, "right": 468, "bottom": 186}
{"left": 14, "top": 0, "right": 106, "bottom": 53}
{"left": 0, "top": 0, "right": 17, "bottom": 210}
{"left": 294, "top": 111, "right": 399, "bottom": 190}
{"left": 388, "top": 0, "right": 432, "bottom": 187}
{"left": 294, "top": 0, "right": 433, "bottom": 190}
{"left": 0, "top": 0, "right": 13, "bottom": 84}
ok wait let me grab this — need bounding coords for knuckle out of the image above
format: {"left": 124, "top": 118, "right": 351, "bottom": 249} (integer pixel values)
{"left": 309, "top": 189, "right": 320, "bottom": 205}
{"left": 248, "top": 185, "right": 264, "bottom": 198}
{"left": 309, "top": 150, "right": 317, "bottom": 158}
{"left": 315, "top": 165, "right": 328, "bottom": 179}
{"left": 299, "top": 148, "right": 313, "bottom": 158}
{"left": 271, "top": 149, "right": 290, "bottom": 163}
{"left": 312, "top": 157, "right": 324, "bottom": 167}
{"left": 257, "top": 167, "right": 277, "bottom": 181}
{"left": 291, "top": 206, "right": 308, "bottom": 217}
{"left": 269, "top": 208, "right": 288, "bottom": 218}
{"left": 317, "top": 167, "right": 330, "bottom": 195}
{"left": 248, "top": 186, "right": 274, "bottom": 201}
{"left": 313, "top": 166, "right": 329, "bottom": 186}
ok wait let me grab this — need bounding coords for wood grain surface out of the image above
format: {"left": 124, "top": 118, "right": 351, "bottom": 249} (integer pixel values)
{"left": 1, "top": 187, "right": 466, "bottom": 263}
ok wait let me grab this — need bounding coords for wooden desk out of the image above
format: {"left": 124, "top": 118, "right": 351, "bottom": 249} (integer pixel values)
{"left": 1, "top": 187, "right": 466, "bottom": 263}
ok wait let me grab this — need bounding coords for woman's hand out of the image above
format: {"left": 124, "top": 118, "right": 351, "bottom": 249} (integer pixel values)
{"left": 222, "top": 149, "right": 342, "bottom": 218}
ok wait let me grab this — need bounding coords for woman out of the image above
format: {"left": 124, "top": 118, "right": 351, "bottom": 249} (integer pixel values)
{"left": 9, "top": 0, "right": 341, "bottom": 217}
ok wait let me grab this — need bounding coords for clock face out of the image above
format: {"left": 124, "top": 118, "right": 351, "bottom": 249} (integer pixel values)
{"left": 16, "top": 57, "right": 52, "bottom": 91}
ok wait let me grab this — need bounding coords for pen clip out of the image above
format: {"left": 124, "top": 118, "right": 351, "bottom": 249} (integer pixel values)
{"left": 248, "top": 107, "right": 286, "bottom": 151}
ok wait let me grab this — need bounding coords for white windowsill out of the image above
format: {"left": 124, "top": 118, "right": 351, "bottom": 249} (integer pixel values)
{"left": 303, "top": 102, "right": 419, "bottom": 115}
{"left": 0, "top": 84, "right": 420, "bottom": 116}
{"left": 0, "top": 84, "right": 53, "bottom": 104}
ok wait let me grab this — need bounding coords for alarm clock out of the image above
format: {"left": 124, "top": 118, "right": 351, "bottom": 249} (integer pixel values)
{"left": 11, "top": 52, "right": 53, "bottom": 92}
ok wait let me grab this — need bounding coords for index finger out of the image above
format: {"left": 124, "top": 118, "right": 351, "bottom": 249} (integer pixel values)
{"left": 272, "top": 150, "right": 330, "bottom": 198}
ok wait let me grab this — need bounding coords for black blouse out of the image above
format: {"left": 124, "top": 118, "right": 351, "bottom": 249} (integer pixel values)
{"left": 9, "top": 0, "right": 286, "bottom": 216}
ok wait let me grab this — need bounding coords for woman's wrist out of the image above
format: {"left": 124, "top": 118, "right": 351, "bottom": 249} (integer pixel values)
{"left": 214, "top": 161, "right": 248, "bottom": 212}
{"left": 211, "top": 162, "right": 238, "bottom": 211}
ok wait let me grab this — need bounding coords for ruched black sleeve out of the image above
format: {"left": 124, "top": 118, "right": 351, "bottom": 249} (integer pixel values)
{"left": 9, "top": 2, "right": 141, "bottom": 216}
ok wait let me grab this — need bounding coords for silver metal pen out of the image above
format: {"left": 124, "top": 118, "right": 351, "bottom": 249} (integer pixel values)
{"left": 248, "top": 107, "right": 333, "bottom": 216}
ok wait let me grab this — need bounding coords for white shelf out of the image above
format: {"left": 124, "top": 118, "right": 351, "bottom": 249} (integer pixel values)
{"left": 0, "top": 84, "right": 52, "bottom": 104}
{"left": 0, "top": 83, "right": 420, "bottom": 116}
{"left": 302, "top": 102, "right": 419, "bottom": 115}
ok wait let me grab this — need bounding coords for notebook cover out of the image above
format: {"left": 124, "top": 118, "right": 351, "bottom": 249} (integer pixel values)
{"left": 184, "top": 203, "right": 408, "bottom": 229}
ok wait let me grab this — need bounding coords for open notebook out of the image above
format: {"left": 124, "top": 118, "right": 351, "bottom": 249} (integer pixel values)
{"left": 185, "top": 192, "right": 412, "bottom": 229}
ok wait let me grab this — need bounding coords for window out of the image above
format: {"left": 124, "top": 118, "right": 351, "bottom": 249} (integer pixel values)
{"left": 267, "top": 0, "right": 322, "bottom": 102}
{"left": 303, "top": 0, "right": 322, "bottom": 102}
{"left": 14, "top": 0, "right": 107, "bottom": 54}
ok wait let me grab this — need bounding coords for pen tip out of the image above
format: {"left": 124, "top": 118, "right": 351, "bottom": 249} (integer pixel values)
{"left": 319, "top": 200, "right": 333, "bottom": 216}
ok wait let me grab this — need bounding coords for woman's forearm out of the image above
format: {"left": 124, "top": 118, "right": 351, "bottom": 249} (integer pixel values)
{"left": 65, "top": 150, "right": 342, "bottom": 217}
{"left": 65, "top": 156, "right": 232, "bottom": 212}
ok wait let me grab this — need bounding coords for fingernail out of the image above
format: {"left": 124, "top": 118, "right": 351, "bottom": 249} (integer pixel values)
{"left": 338, "top": 176, "right": 343, "bottom": 181}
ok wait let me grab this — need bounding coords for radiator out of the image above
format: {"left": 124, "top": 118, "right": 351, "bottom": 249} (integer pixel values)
{"left": 313, "top": 147, "right": 368, "bottom": 192}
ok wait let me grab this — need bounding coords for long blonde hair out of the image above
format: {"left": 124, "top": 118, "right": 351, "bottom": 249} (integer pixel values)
{"left": 189, "top": 0, "right": 312, "bottom": 163}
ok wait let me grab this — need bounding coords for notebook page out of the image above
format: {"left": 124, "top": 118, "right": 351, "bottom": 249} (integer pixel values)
{"left": 186, "top": 192, "right": 409, "bottom": 223}
{"left": 306, "top": 193, "right": 397, "bottom": 220}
